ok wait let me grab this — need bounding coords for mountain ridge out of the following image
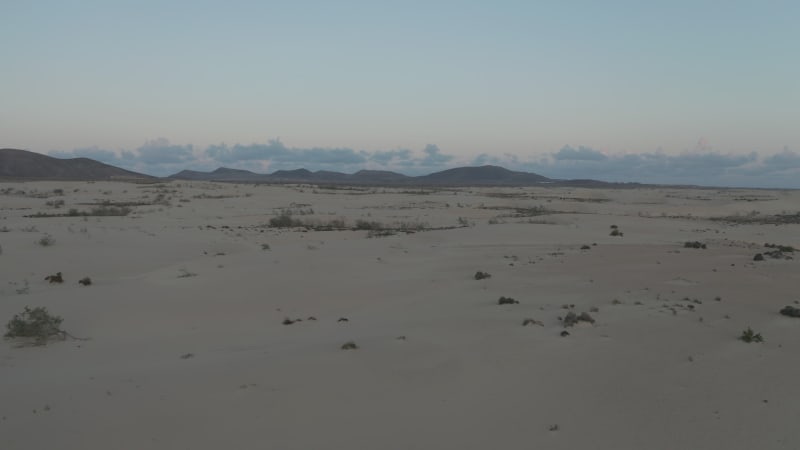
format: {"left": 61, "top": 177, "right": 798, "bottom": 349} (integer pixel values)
{"left": 0, "top": 148, "right": 629, "bottom": 187}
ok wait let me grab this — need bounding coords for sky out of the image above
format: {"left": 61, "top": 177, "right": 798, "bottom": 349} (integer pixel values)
{"left": 2, "top": 1, "right": 799, "bottom": 187}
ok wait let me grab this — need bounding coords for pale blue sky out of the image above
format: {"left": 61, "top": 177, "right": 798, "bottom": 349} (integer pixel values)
{"left": 2, "top": 1, "right": 799, "bottom": 186}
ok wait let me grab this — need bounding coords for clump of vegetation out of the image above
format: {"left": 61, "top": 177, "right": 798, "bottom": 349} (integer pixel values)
{"left": 580, "top": 244, "right": 591, "bottom": 250}
{"left": 765, "top": 243, "right": 795, "bottom": 253}
{"left": 269, "top": 213, "right": 303, "bottom": 228}
{"left": 4, "top": 306, "right": 66, "bottom": 344}
{"left": 78, "top": 277, "right": 92, "bottom": 286}
{"left": 753, "top": 253, "right": 764, "bottom": 261}
{"left": 88, "top": 205, "right": 132, "bottom": 216}
{"left": 261, "top": 243, "right": 271, "bottom": 251}
{"left": 610, "top": 228, "right": 623, "bottom": 237}
{"left": 44, "top": 272, "right": 64, "bottom": 283}
{"left": 27, "top": 205, "right": 132, "bottom": 218}
{"left": 522, "top": 318, "right": 543, "bottom": 326}
{"left": 760, "top": 243, "right": 795, "bottom": 260}
{"left": 779, "top": 306, "right": 800, "bottom": 318}
{"left": 354, "top": 220, "right": 384, "bottom": 231}
{"left": 739, "top": 327, "right": 763, "bottom": 343}
{"left": 367, "top": 229, "right": 397, "bottom": 238}
{"left": 38, "top": 235, "right": 55, "bottom": 246}
{"left": 684, "top": 241, "right": 707, "bottom": 249}
{"left": 562, "top": 311, "right": 595, "bottom": 328}
{"left": 177, "top": 269, "right": 197, "bottom": 278}
{"left": 497, "top": 296, "right": 519, "bottom": 305}
{"left": 341, "top": 341, "right": 359, "bottom": 350}
{"left": 474, "top": 271, "right": 491, "bottom": 280}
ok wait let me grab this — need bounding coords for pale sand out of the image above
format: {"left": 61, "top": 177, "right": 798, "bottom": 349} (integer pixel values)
{"left": 1, "top": 181, "right": 799, "bottom": 449}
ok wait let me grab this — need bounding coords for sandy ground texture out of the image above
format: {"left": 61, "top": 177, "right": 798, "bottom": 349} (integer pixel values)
{"left": 1, "top": 180, "right": 799, "bottom": 450}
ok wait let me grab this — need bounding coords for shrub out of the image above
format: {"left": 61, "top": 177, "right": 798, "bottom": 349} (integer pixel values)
{"left": 78, "top": 277, "right": 92, "bottom": 286}
{"left": 765, "top": 243, "right": 795, "bottom": 253}
{"left": 610, "top": 229, "right": 623, "bottom": 237}
{"left": 38, "top": 235, "right": 55, "bottom": 246}
{"left": 474, "top": 271, "right": 491, "bottom": 280}
{"left": 341, "top": 341, "right": 359, "bottom": 350}
{"left": 355, "top": 220, "right": 383, "bottom": 230}
{"left": 367, "top": 229, "right": 396, "bottom": 238}
{"left": 45, "top": 272, "right": 64, "bottom": 283}
{"left": 779, "top": 306, "right": 800, "bottom": 318}
{"left": 522, "top": 318, "right": 543, "bottom": 326}
{"left": 684, "top": 241, "right": 707, "bottom": 249}
{"left": 269, "top": 214, "right": 302, "bottom": 228}
{"left": 4, "top": 306, "right": 66, "bottom": 344}
{"left": 753, "top": 253, "right": 764, "bottom": 261}
{"left": 562, "top": 311, "right": 595, "bottom": 328}
{"left": 497, "top": 296, "right": 518, "bottom": 305}
{"left": 89, "top": 205, "right": 131, "bottom": 216}
{"left": 740, "top": 327, "right": 763, "bottom": 343}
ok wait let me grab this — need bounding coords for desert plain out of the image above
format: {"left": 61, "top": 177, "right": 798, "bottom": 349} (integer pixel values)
{"left": 1, "top": 180, "right": 799, "bottom": 449}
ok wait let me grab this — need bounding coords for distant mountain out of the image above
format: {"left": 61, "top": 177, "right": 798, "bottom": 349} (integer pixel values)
{"left": 270, "top": 168, "right": 315, "bottom": 180}
{"left": 0, "top": 148, "right": 610, "bottom": 187}
{"left": 418, "top": 165, "right": 550, "bottom": 185}
{"left": 0, "top": 148, "right": 153, "bottom": 181}
{"left": 167, "top": 164, "right": 553, "bottom": 186}
{"left": 350, "top": 170, "right": 410, "bottom": 184}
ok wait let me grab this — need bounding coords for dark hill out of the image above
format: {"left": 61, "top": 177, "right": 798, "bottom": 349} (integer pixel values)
{"left": 0, "top": 148, "right": 153, "bottom": 180}
{"left": 168, "top": 164, "right": 554, "bottom": 186}
{"left": 418, "top": 165, "right": 550, "bottom": 185}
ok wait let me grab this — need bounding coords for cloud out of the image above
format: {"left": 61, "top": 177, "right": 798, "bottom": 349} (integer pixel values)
{"left": 52, "top": 139, "right": 205, "bottom": 176}
{"left": 136, "top": 138, "right": 195, "bottom": 165}
{"left": 369, "top": 149, "right": 413, "bottom": 165}
{"left": 205, "top": 139, "right": 369, "bottom": 169}
{"left": 49, "top": 139, "right": 459, "bottom": 177}
{"left": 519, "top": 146, "right": 798, "bottom": 188}
{"left": 553, "top": 145, "right": 608, "bottom": 161}
{"left": 419, "top": 144, "right": 454, "bottom": 166}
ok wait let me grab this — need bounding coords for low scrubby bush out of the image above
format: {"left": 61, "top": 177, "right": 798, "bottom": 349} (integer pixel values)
{"left": 497, "top": 296, "right": 519, "bottom": 305}
{"left": 4, "top": 306, "right": 66, "bottom": 344}
{"left": 739, "top": 327, "right": 763, "bottom": 343}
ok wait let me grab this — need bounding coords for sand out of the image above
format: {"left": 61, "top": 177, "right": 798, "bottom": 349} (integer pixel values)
{"left": 1, "top": 180, "right": 799, "bottom": 449}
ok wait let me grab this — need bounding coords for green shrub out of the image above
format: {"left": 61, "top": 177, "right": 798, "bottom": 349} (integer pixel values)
{"left": 269, "top": 214, "right": 303, "bottom": 228}
{"left": 684, "top": 241, "right": 706, "bottom": 249}
{"left": 5, "top": 306, "right": 65, "bottom": 344}
{"left": 497, "top": 296, "right": 518, "bottom": 305}
{"left": 562, "top": 311, "right": 595, "bottom": 327}
{"left": 341, "top": 341, "right": 358, "bottom": 350}
{"left": 355, "top": 220, "right": 383, "bottom": 230}
{"left": 740, "top": 327, "right": 763, "bottom": 343}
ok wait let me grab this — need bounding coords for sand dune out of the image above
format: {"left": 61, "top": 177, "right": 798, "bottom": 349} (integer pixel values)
{"left": 1, "top": 181, "right": 799, "bottom": 449}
